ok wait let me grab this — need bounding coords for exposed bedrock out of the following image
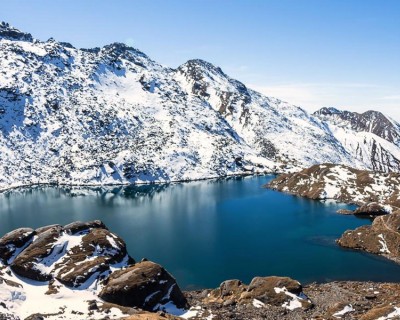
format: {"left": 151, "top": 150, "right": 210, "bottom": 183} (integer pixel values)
{"left": 338, "top": 211, "right": 400, "bottom": 263}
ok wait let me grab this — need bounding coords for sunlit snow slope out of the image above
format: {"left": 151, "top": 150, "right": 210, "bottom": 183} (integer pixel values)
{"left": 0, "top": 22, "right": 399, "bottom": 190}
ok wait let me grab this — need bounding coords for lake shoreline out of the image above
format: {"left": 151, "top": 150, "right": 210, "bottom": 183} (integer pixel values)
{"left": 0, "top": 171, "right": 274, "bottom": 194}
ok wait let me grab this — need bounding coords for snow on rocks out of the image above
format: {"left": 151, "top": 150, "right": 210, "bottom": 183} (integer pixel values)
{"left": 314, "top": 107, "right": 400, "bottom": 173}
{"left": 332, "top": 304, "right": 355, "bottom": 318}
{"left": 266, "top": 163, "right": 400, "bottom": 211}
{"left": 0, "top": 221, "right": 188, "bottom": 319}
{"left": 99, "top": 260, "right": 188, "bottom": 312}
{"left": 204, "top": 276, "right": 312, "bottom": 311}
{"left": 338, "top": 212, "right": 400, "bottom": 263}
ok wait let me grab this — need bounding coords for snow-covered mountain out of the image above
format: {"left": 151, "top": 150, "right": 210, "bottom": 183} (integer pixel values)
{"left": 0, "top": 21, "right": 399, "bottom": 190}
{"left": 314, "top": 107, "right": 400, "bottom": 172}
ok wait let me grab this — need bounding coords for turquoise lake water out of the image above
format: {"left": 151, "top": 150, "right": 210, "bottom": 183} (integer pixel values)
{"left": 1, "top": 175, "right": 400, "bottom": 290}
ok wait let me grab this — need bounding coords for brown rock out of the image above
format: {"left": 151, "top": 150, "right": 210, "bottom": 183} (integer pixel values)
{"left": 0, "top": 227, "right": 35, "bottom": 264}
{"left": 360, "top": 305, "right": 397, "bottom": 320}
{"left": 338, "top": 212, "right": 400, "bottom": 262}
{"left": 63, "top": 220, "right": 107, "bottom": 234}
{"left": 35, "top": 224, "right": 61, "bottom": 235}
{"left": 99, "top": 261, "right": 188, "bottom": 311}
{"left": 353, "top": 202, "right": 390, "bottom": 216}
{"left": 266, "top": 163, "right": 400, "bottom": 208}
{"left": 207, "top": 276, "right": 311, "bottom": 310}
{"left": 10, "top": 226, "right": 62, "bottom": 281}
{"left": 55, "top": 228, "right": 132, "bottom": 287}
{"left": 242, "top": 276, "right": 306, "bottom": 307}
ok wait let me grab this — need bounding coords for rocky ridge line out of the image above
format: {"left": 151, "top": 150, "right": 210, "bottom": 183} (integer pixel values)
{"left": 2, "top": 22, "right": 400, "bottom": 191}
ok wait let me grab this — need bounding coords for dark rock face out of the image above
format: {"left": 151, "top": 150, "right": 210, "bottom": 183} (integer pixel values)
{"left": 0, "top": 21, "right": 33, "bottom": 42}
{"left": 0, "top": 228, "right": 35, "bottom": 264}
{"left": 338, "top": 211, "right": 400, "bottom": 262}
{"left": 353, "top": 202, "right": 391, "bottom": 216}
{"left": 176, "top": 59, "right": 252, "bottom": 125}
{"left": 99, "top": 261, "right": 188, "bottom": 311}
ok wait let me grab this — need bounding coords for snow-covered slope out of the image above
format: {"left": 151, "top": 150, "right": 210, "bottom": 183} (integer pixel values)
{"left": 0, "top": 22, "right": 274, "bottom": 190}
{"left": 314, "top": 108, "right": 400, "bottom": 172}
{"left": 0, "top": 21, "right": 399, "bottom": 190}
{"left": 175, "top": 60, "right": 354, "bottom": 169}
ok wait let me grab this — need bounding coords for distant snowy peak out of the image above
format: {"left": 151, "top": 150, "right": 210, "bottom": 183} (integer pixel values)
{"left": 314, "top": 107, "right": 400, "bottom": 172}
{"left": 315, "top": 107, "right": 400, "bottom": 145}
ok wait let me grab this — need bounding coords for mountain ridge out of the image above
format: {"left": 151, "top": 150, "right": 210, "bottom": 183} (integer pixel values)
{"left": 0, "top": 22, "right": 399, "bottom": 190}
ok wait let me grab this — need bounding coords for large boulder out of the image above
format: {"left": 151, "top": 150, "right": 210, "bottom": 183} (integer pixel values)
{"left": 4, "top": 221, "right": 133, "bottom": 284}
{"left": 99, "top": 261, "right": 188, "bottom": 311}
{"left": 55, "top": 228, "right": 132, "bottom": 287}
{"left": 0, "top": 228, "right": 35, "bottom": 264}
{"left": 11, "top": 226, "right": 63, "bottom": 281}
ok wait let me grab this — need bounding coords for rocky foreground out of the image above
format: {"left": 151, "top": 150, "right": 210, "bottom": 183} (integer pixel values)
{"left": 1, "top": 221, "right": 400, "bottom": 319}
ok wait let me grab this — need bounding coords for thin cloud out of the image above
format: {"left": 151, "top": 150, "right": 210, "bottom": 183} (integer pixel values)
{"left": 247, "top": 83, "right": 400, "bottom": 121}
{"left": 382, "top": 95, "right": 400, "bottom": 100}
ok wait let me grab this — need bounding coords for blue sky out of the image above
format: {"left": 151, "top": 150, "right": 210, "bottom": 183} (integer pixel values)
{"left": 1, "top": 0, "right": 399, "bottom": 119}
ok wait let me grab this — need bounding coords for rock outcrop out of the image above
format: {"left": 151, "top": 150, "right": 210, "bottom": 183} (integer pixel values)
{"left": 100, "top": 261, "right": 188, "bottom": 311}
{"left": 0, "top": 221, "right": 187, "bottom": 319}
{"left": 205, "top": 276, "right": 312, "bottom": 310}
{"left": 5, "top": 221, "right": 132, "bottom": 284}
{"left": 266, "top": 163, "right": 400, "bottom": 265}
{"left": 338, "top": 211, "right": 400, "bottom": 263}
{"left": 266, "top": 163, "right": 400, "bottom": 210}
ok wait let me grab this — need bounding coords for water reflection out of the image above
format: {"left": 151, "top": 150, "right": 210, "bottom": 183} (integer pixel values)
{"left": 1, "top": 176, "right": 400, "bottom": 289}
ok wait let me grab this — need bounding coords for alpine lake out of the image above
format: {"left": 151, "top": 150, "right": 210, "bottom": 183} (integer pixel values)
{"left": 2, "top": 175, "right": 400, "bottom": 290}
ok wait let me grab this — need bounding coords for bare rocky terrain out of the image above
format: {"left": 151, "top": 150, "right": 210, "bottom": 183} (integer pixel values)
{"left": 266, "top": 163, "right": 400, "bottom": 211}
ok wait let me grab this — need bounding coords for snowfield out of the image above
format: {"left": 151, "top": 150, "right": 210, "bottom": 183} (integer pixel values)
{"left": 1, "top": 22, "right": 400, "bottom": 191}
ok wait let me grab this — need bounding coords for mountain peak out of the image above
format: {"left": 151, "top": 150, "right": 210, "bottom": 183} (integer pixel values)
{"left": 314, "top": 107, "right": 400, "bottom": 144}
{"left": 314, "top": 107, "right": 341, "bottom": 116}
{"left": 101, "top": 42, "right": 147, "bottom": 57}
{"left": 0, "top": 21, "right": 33, "bottom": 42}
{"left": 178, "top": 59, "right": 227, "bottom": 78}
